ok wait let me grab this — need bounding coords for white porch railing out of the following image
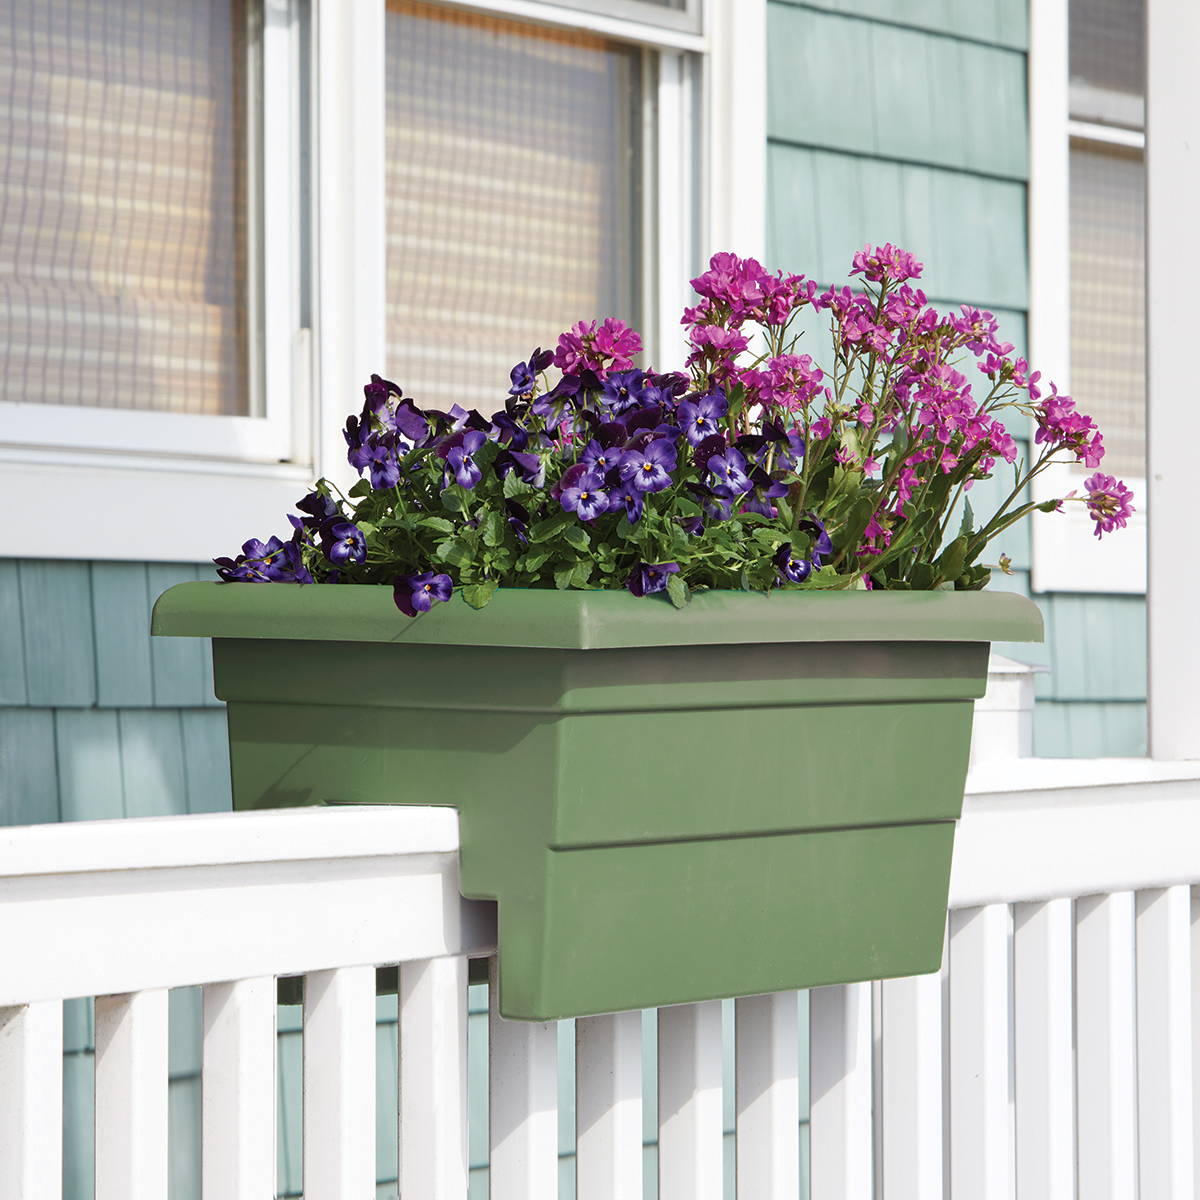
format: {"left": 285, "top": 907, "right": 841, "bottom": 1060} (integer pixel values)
{"left": 0, "top": 765, "right": 1198, "bottom": 1199}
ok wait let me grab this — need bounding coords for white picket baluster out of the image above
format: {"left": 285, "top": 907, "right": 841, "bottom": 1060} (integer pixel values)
{"left": 201, "top": 977, "right": 277, "bottom": 1199}
{"left": 1076, "top": 891, "right": 1138, "bottom": 1200}
{"left": 1136, "top": 886, "right": 1195, "bottom": 1198}
{"left": 303, "top": 966, "right": 376, "bottom": 1200}
{"left": 1193, "top": 887, "right": 1200, "bottom": 1185}
{"left": 399, "top": 956, "right": 469, "bottom": 1199}
{"left": 0, "top": 1001, "right": 63, "bottom": 1200}
{"left": 658, "top": 1001, "right": 723, "bottom": 1200}
{"left": 1012, "top": 899, "right": 1075, "bottom": 1200}
{"left": 948, "top": 905, "right": 1012, "bottom": 1199}
{"left": 488, "top": 963, "right": 558, "bottom": 1200}
{"left": 575, "top": 1009, "right": 643, "bottom": 1200}
{"left": 735, "top": 992, "right": 800, "bottom": 1199}
{"left": 94, "top": 989, "right": 169, "bottom": 1200}
{"left": 880, "top": 966, "right": 944, "bottom": 1200}
{"left": 810, "top": 982, "right": 873, "bottom": 1200}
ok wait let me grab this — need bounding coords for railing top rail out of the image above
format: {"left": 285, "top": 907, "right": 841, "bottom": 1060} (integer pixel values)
{"left": 0, "top": 804, "right": 460, "bottom": 878}
{"left": 951, "top": 768, "right": 1200, "bottom": 909}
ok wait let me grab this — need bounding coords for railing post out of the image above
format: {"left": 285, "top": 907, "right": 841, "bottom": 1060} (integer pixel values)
{"left": 0, "top": 1001, "right": 63, "bottom": 1200}
{"left": 658, "top": 1001, "right": 723, "bottom": 1200}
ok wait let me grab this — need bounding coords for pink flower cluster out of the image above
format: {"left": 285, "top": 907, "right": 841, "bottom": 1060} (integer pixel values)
{"left": 554, "top": 318, "right": 642, "bottom": 377}
{"left": 1084, "top": 473, "right": 1135, "bottom": 538}
{"left": 685, "top": 252, "right": 817, "bottom": 328}
{"left": 1034, "top": 385, "right": 1105, "bottom": 469}
{"left": 849, "top": 242, "right": 924, "bottom": 285}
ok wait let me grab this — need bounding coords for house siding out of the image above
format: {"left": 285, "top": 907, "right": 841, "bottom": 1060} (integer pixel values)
{"left": 767, "top": 0, "right": 1146, "bottom": 757}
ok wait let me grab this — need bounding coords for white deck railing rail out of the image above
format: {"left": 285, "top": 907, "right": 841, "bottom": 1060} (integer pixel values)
{"left": 0, "top": 762, "right": 1198, "bottom": 1199}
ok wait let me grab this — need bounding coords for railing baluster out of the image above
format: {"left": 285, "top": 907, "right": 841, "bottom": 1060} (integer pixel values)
{"left": 735, "top": 991, "right": 800, "bottom": 1199}
{"left": 1136, "top": 886, "right": 1196, "bottom": 1197}
{"left": 1076, "top": 891, "right": 1138, "bottom": 1199}
{"left": 810, "top": 982, "right": 873, "bottom": 1200}
{"left": 658, "top": 1000, "right": 723, "bottom": 1200}
{"left": 1013, "top": 898, "right": 1075, "bottom": 1200}
{"left": 880, "top": 965, "right": 944, "bottom": 1199}
{"left": 399, "top": 955, "right": 469, "bottom": 1198}
{"left": 948, "top": 905, "right": 1012, "bottom": 1199}
{"left": 94, "top": 989, "right": 169, "bottom": 1200}
{"left": 488, "top": 962, "right": 558, "bottom": 1199}
{"left": 575, "top": 1009, "right": 643, "bottom": 1200}
{"left": 303, "top": 966, "right": 376, "bottom": 1200}
{"left": 201, "top": 977, "right": 276, "bottom": 1199}
{"left": 0, "top": 1001, "right": 63, "bottom": 1200}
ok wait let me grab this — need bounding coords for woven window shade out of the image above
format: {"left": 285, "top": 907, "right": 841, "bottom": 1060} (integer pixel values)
{"left": 0, "top": 0, "right": 250, "bottom": 415}
{"left": 1069, "top": 141, "right": 1145, "bottom": 478}
{"left": 384, "top": 0, "right": 642, "bottom": 413}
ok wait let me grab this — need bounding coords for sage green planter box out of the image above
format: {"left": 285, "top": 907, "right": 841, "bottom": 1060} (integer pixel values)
{"left": 153, "top": 583, "right": 1041, "bottom": 1020}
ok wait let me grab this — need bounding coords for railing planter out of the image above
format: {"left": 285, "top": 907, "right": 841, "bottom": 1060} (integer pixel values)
{"left": 153, "top": 581, "right": 1040, "bottom": 1020}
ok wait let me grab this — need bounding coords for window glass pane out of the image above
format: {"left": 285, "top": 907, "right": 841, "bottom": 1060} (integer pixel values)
{"left": 0, "top": 0, "right": 251, "bottom": 415}
{"left": 1069, "top": 141, "right": 1144, "bottom": 478}
{"left": 385, "top": 0, "right": 643, "bottom": 413}
{"left": 1069, "top": 0, "right": 1144, "bottom": 127}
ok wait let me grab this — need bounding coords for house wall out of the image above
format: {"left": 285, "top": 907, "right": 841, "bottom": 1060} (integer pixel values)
{"left": 766, "top": 0, "right": 1147, "bottom": 757}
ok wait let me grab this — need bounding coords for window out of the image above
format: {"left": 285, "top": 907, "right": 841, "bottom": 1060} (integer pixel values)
{"left": 384, "top": 1, "right": 646, "bottom": 411}
{"left": 0, "top": 0, "right": 302, "bottom": 468}
{"left": 1029, "top": 0, "right": 1147, "bottom": 593}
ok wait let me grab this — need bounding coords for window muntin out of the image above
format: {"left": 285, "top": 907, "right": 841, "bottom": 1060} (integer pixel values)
{"left": 384, "top": 0, "right": 644, "bottom": 412}
{"left": 0, "top": 0, "right": 253, "bottom": 417}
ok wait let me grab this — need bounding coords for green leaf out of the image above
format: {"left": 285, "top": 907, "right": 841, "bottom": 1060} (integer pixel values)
{"left": 958, "top": 497, "right": 975, "bottom": 539}
{"left": 553, "top": 564, "right": 575, "bottom": 590}
{"left": 440, "top": 486, "right": 468, "bottom": 513}
{"left": 348, "top": 479, "right": 371, "bottom": 498}
{"left": 571, "top": 561, "right": 593, "bottom": 588}
{"left": 562, "top": 524, "right": 590, "bottom": 552}
{"left": 935, "top": 534, "right": 969, "bottom": 583}
{"left": 666, "top": 573, "right": 690, "bottom": 608}
{"left": 435, "top": 536, "right": 475, "bottom": 568}
{"left": 461, "top": 580, "right": 498, "bottom": 609}
{"left": 480, "top": 510, "right": 505, "bottom": 548}
{"left": 417, "top": 516, "right": 455, "bottom": 534}
{"left": 529, "top": 513, "right": 574, "bottom": 543}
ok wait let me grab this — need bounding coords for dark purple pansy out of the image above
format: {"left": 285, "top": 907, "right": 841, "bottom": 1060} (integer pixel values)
{"left": 506, "top": 501, "right": 531, "bottom": 545}
{"left": 581, "top": 439, "right": 620, "bottom": 476}
{"left": 609, "top": 485, "right": 644, "bottom": 523}
{"left": 366, "top": 442, "right": 401, "bottom": 490}
{"left": 707, "top": 447, "right": 751, "bottom": 497}
{"left": 393, "top": 571, "right": 453, "bottom": 617}
{"left": 774, "top": 544, "right": 812, "bottom": 583}
{"left": 619, "top": 438, "right": 676, "bottom": 493}
{"left": 677, "top": 392, "right": 727, "bottom": 445}
{"left": 322, "top": 521, "right": 366, "bottom": 566}
{"left": 560, "top": 474, "right": 609, "bottom": 521}
{"left": 627, "top": 561, "right": 680, "bottom": 597}
{"left": 440, "top": 430, "right": 486, "bottom": 489}
{"left": 600, "top": 369, "right": 645, "bottom": 415}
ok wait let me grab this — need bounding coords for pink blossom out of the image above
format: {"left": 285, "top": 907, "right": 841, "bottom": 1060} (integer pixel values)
{"left": 810, "top": 417, "right": 833, "bottom": 441}
{"left": 849, "top": 243, "right": 924, "bottom": 285}
{"left": 1084, "top": 473, "right": 1135, "bottom": 538}
{"left": 553, "top": 318, "right": 642, "bottom": 376}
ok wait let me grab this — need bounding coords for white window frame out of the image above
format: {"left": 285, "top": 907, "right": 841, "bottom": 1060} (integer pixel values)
{"left": 0, "top": 0, "right": 314, "bottom": 562}
{"left": 1028, "top": 0, "right": 1147, "bottom": 594}
{"left": 0, "top": 0, "right": 763, "bottom": 563}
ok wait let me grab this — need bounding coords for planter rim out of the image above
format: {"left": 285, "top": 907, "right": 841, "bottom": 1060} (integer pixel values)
{"left": 153, "top": 581, "right": 1043, "bottom": 650}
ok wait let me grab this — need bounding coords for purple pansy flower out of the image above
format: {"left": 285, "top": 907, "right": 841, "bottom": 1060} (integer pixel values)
{"left": 774, "top": 544, "right": 813, "bottom": 583}
{"left": 560, "top": 474, "right": 609, "bottom": 521}
{"left": 707, "top": 447, "right": 751, "bottom": 496}
{"left": 366, "top": 442, "right": 401, "bottom": 490}
{"left": 393, "top": 571, "right": 453, "bottom": 617}
{"left": 580, "top": 439, "right": 621, "bottom": 476}
{"left": 322, "top": 522, "right": 366, "bottom": 566}
{"left": 676, "top": 392, "right": 728, "bottom": 445}
{"left": 609, "top": 485, "right": 644, "bottom": 523}
{"left": 601, "top": 369, "right": 646, "bottom": 415}
{"left": 442, "top": 430, "right": 486, "bottom": 489}
{"left": 619, "top": 438, "right": 677, "bottom": 493}
{"left": 627, "top": 561, "right": 680, "bottom": 597}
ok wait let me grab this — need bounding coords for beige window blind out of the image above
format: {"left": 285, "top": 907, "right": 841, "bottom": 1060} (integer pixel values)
{"left": 1067, "top": 0, "right": 1145, "bottom": 479}
{"left": 384, "top": 0, "right": 643, "bottom": 413}
{"left": 0, "top": 0, "right": 250, "bottom": 416}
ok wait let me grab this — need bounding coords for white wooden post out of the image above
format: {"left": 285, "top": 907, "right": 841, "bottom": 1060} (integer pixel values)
{"left": 1012, "top": 899, "right": 1076, "bottom": 1200}
{"left": 303, "top": 966, "right": 377, "bottom": 1200}
{"left": 576, "top": 1010, "right": 643, "bottom": 1200}
{"left": 658, "top": 1001, "right": 723, "bottom": 1200}
{"left": 0, "top": 1001, "right": 63, "bottom": 1200}
{"left": 399, "top": 955, "right": 470, "bottom": 1199}
{"left": 948, "top": 905, "right": 1013, "bottom": 1198}
{"left": 810, "top": 982, "right": 873, "bottom": 1200}
{"left": 879, "top": 969, "right": 944, "bottom": 1199}
{"left": 1076, "top": 892, "right": 1138, "bottom": 1199}
{"left": 94, "top": 989, "right": 169, "bottom": 1200}
{"left": 1146, "top": 0, "right": 1200, "bottom": 758}
{"left": 488, "top": 962, "right": 558, "bottom": 1200}
{"left": 1135, "top": 886, "right": 1195, "bottom": 1197}
{"left": 735, "top": 992, "right": 800, "bottom": 1199}
{"left": 202, "top": 978, "right": 277, "bottom": 1199}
